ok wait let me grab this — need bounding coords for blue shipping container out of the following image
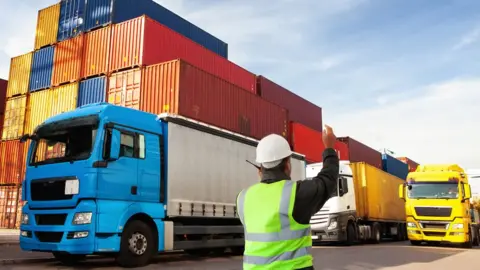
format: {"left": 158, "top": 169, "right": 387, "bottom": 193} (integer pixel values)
{"left": 84, "top": 0, "right": 228, "bottom": 58}
{"left": 77, "top": 76, "right": 107, "bottom": 107}
{"left": 382, "top": 154, "right": 409, "bottom": 180}
{"left": 29, "top": 46, "right": 55, "bottom": 92}
{"left": 58, "top": 0, "right": 86, "bottom": 41}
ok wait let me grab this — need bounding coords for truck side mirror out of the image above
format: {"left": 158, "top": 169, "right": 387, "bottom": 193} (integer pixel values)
{"left": 463, "top": 184, "right": 472, "bottom": 200}
{"left": 109, "top": 129, "right": 121, "bottom": 161}
{"left": 398, "top": 184, "right": 405, "bottom": 200}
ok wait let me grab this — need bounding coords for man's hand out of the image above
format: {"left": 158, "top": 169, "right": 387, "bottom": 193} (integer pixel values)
{"left": 323, "top": 124, "right": 337, "bottom": 149}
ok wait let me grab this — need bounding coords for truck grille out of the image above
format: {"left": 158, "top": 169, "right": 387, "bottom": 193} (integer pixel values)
{"left": 420, "top": 222, "right": 448, "bottom": 230}
{"left": 34, "top": 232, "right": 64, "bottom": 243}
{"left": 35, "top": 214, "right": 67, "bottom": 226}
{"left": 30, "top": 179, "right": 73, "bottom": 201}
{"left": 414, "top": 207, "right": 452, "bottom": 217}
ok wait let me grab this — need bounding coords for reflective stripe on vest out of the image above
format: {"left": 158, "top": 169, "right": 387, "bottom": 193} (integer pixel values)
{"left": 237, "top": 180, "right": 312, "bottom": 266}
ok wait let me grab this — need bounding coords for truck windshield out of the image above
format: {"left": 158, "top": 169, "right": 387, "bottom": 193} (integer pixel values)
{"left": 30, "top": 123, "right": 98, "bottom": 166}
{"left": 407, "top": 182, "right": 459, "bottom": 199}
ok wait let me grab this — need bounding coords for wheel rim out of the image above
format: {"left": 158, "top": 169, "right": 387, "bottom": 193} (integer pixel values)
{"left": 128, "top": 232, "right": 148, "bottom": 255}
{"left": 376, "top": 229, "right": 380, "bottom": 241}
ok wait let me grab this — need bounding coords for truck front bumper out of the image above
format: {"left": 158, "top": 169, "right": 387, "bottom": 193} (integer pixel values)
{"left": 310, "top": 214, "right": 347, "bottom": 242}
{"left": 407, "top": 218, "right": 469, "bottom": 244}
{"left": 19, "top": 200, "right": 97, "bottom": 254}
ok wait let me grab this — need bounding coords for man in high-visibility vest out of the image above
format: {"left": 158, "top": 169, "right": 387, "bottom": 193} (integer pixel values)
{"left": 237, "top": 125, "right": 339, "bottom": 270}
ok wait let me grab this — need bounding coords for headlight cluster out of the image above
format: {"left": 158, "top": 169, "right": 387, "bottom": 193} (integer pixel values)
{"left": 73, "top": 212, "right": 92, "bottom": 225}
{"left": 407, "top": 222, "right": 417, "bottom": 228}
{"left": 328, "top": 218, "right": 338, "bottom": 229}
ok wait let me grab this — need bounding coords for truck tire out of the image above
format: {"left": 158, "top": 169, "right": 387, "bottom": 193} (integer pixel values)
{"left": 345, "top": 223, "right": 356, "bottom": 246}
{"left": 52, "top": 253, "right": 86, "bottom": 265}
{"left": 371, "top": 223, "right": 381, "bottom": 244}
{"left": 116, "top": 220, "right": 156, "bottom": 268}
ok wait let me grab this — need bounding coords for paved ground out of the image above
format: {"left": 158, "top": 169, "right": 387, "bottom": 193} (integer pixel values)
{"left": 0, "top": 240, "right": 478, "bottom": 269}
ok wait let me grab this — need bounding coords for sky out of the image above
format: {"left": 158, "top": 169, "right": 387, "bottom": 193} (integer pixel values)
{"left": 0, "top": 0, "right": 479, "bottom": 170}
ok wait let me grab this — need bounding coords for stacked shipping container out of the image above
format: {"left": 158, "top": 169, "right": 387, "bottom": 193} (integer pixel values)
{"left": 0, "top": 0, "right": 420, "bottom": 228}
{"left": 382, "top": 154, "right": 409, "bottom": 180}
{"left": 0, "top": 79, "right": 6, "bottom": 139}
{"left": 397, "top": 157, "right": 420, "bottom": 172}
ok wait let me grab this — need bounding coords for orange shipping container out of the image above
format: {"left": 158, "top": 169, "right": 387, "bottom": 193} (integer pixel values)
{"left": 6, "top": 53, "right": 33, "bottom": 98}
{"left": 82, "top": 26, "right": 111, "bottom": 78}
{"left": 52, "top": 35, "right": 84, "bottom": 86}
{"left": 0, "top": 140, "right": 28, "bottom": 185}
{"left": 2, "top": 95, "right": 27, "bottom": 140}
{"left": 108, "top": 60, "right": 289, "bottom": 139}
{"left": 34, "top": 3, "right": 60, "bottom": 50}
{"left": 0, "top": 185, "right": 22, "bottom": 229}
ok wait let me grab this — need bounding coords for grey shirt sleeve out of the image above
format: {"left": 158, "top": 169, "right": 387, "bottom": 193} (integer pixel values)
{"left": 292, "top": 148, "right": 340, "bottom": 225}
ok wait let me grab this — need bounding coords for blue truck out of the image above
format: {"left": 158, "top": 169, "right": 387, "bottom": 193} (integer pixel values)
{"left": 18, "top": 103, "right": 306, "bottom": 267}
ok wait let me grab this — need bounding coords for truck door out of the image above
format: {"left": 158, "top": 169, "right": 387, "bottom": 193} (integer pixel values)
{"left": 135, "top": 132, "right": 162, "bottom": 203}
{"left": 97, "top": 126, "right": 139, "bottom": 201}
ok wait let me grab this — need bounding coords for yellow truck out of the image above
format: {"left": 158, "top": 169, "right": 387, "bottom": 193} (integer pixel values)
{"left": 398, "top": 164, "right": 479, "bottom": 248}
{"left": 307, "top": 161, "right": 407, "bottom": 245}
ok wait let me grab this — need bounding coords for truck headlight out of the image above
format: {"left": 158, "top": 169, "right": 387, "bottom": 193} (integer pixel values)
{"left": 73, "top": 212, "right": 92, "bottom": 225}
{"left": 328, "top": 218, "right": 338, "bottom": 229}
{"left": 451, "top": 223, "right": 464, "bottom": 229}
{"left": 407, "top": 222, "right": 417, "bottom": 228}
{"left": 21, "top": 214, "right": 29, "bottom": 225}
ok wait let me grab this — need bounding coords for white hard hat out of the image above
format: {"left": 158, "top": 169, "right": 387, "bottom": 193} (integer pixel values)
{"left": 256, "top": 134, "right": 292, "bottom": 169}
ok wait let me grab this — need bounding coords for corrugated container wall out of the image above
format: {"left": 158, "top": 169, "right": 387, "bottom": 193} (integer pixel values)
{"left": 350, "top": 162, "right": 406, "bottom": 222}
{"left": 52, "top": 35, "right": 84, "bottom": 86}
{"left": 0, "top": 140, "right": 27, "bottom": 185}
{"left": 290, "top": 122, "right": 323, "bottom": 163}
{"left": 397, "top": 157, "right": 420, "bottom": 172}
{"left": 24, "top": 90, "right": 52, "bottom": 135}
{"left": 257, "top": 76, "right": 322, "bottom": 132}
{"left": 0, "top": 79, "right": 6, "bottom": 138}
{"left": 34, "top": 3, "right": 61, "bottom": 50}
{"left": 78, "top": 76, "right": 107, "bottom": 107}
{"left": 29, "top": 46, "right": 54, "bottom": 92}
{"left": 1, "top": 96, "right": 27, "bottom": 140}
{"left": 57, "top": 0, "right": 86, "bottom": 41}
{"left": 7, "top": 53, "right": 33, "bottom": 98}
{"left": 0, "top": 185, "right": 23, "bottom": 229}
{"left": 338, "top": 137, "right": 382, "bottom": 169}
{"left": 81, "top": 26, "right": 111, "bottom": 78}
{"left": 109, "top": 16, "right": 255, "bottom": 92}
{"left": 50, "top": 83, "right": 79, "bottom": 116}
{"left": 84, "top": 0, "right": 228, "bottom": 58}
{"left": 108, "top": 60, "right": 288, "bottom": 139}
{"left": 382, "top": 154, "right": 409, "bottom": 180}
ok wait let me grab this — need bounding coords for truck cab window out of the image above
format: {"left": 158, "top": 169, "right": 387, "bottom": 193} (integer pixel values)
{"left": 120, "top": 133, "right": 135, "bottom": 158}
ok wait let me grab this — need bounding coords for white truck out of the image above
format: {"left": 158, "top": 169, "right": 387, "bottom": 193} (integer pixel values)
{"left": 307, "top": 161, "right": 407, "bottom": 245}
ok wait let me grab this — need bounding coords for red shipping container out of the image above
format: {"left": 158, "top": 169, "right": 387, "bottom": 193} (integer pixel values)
{"left": 0, "top": 140, "right": 28, "bottom": 185}
{"left": 337, "top": 137, "right": 382, "bottom": 169}
{"left": 109, "top": 16, "right": 256, "bottom": 93}
{"left": 397, "top": 157, "right": 419, "bottom": 172}
{"left": 52, "top": 35, "right": 84, "bottom": 86}
{"left": 257, "top": 76, "right": 322, "bottom": 132}
{"left": 107, "top": 59, "right": 288, "bottom": 140}
{"left": 0, "top": 79, "right": 7, "bottom": 138}
{"left": 290, "top": 122, "right": 323, "bottom": 163}
{"left": 82, "top": 26, "right": 111, "bottom": 78}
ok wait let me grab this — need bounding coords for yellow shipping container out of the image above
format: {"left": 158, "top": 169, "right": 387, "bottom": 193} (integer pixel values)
{"left": 24, "top": 83, "right": 79, "bottom": 135}
{"left": 24, "top": 90, "right": 52, "bottom": 135}
{"left": 6, "top": 53, "right": 33, "bottom": 98}
{"left": 50, "top": 83, "right": 78, "bottom": 116}
{"left": 1, "top": 96, "right": 27, "bottom": 140}
{"left": 350, "top": 162, "right": 406, "bottom": 222}
{"left": 34, "top": 3, "right": 60, "bottom": 50}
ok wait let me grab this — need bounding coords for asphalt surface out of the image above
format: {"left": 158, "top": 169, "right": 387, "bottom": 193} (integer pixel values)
{"left": 0, "top": 241, "right": 479, "bottom": 269}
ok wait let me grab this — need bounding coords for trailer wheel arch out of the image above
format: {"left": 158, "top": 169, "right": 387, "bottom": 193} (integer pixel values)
{"left": 121, "top": 213, "right": 159, "bottom": 252}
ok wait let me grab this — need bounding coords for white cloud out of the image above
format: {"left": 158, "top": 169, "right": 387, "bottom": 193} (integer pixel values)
{"left": 452, "top": 26, "right": 480, "bottom": 51}
{"left": 329, "top": 77, "right": 480, "bottom": 170}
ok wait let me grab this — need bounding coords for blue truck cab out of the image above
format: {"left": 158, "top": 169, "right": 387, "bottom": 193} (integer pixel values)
{"left": 18, "top": 103, "right": 265, "bottom": 267}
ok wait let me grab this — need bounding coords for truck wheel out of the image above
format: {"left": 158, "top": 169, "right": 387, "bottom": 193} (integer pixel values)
{"left": 52, "top": 253, "right": 86, "bottom": 265}
{"left": 371, "top": 223, "right": 381, "bottom": 244}
{"left": 345, "top": 223, "right": 356, "bottom": 246}
{"left": 116, "top": 220, "right": 155, "bottom": 268}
